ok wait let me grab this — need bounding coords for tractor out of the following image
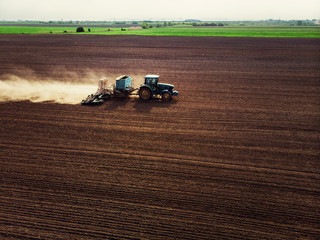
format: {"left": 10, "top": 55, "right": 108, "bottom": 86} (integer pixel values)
{"left": 81, "top": 74, "right": 178, "bottom": 105}
{"left": 139, "top": 75, "right": 179, "bottom": 101}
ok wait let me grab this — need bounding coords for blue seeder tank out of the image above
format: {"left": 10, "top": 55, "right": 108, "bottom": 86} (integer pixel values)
{"left": 116, "top": 75, "right": 132, "bottom": 90}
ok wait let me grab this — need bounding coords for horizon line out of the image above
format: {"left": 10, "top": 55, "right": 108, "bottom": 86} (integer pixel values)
{"left": 1, "top": 18, "right": 319, "bottom": 22}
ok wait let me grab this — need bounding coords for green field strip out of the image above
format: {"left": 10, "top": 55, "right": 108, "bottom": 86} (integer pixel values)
{"left": 0, "top": 26, "right": 319, "bottom": 38}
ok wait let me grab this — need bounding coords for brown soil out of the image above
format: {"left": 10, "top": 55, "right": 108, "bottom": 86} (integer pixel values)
{"left": 0, "top": 34, "right": 319, "bottom": 239}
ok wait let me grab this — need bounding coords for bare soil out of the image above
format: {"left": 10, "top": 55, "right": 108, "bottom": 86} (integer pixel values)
{"left": 0, "top": 34, "right": 320, "bottom": 239}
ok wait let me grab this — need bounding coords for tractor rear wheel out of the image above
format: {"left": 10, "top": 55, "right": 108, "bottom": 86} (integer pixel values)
{"left": 162, "top": 91, "right": 172, "bottom": 101}
{"left": 139, "top": 87, "right": 152, "bottom": 100}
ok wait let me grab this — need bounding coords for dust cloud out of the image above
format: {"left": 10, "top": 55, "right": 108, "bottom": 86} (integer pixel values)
{"left": 0, "top": 72, "right": 148, "bottom": 104}
{"left": 0, "top": 75, "right": 97, "bottom": 104}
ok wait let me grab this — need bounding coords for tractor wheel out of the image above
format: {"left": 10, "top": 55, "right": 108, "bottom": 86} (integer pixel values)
{"left": 162, "top": 91, "right": 172, "bottom": 101}
{"left": 139, "top": 87, "right": 152, "bottom": 100}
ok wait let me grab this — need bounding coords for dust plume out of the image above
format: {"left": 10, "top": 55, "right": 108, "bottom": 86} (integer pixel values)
{"left": 0, "top": 72, "right": 152, "bottom": 104}
{"left": 0, "top": 76, "right": 97, "bottom": 104}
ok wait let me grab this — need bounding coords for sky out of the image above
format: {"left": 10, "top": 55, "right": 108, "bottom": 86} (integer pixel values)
{"left": 0, "top": 0, "right": 319, "bottom": 21}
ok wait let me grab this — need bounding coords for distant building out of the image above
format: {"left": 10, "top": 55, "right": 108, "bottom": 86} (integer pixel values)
{"left": 185, "top": 19, "right": 201, "bottom": 22}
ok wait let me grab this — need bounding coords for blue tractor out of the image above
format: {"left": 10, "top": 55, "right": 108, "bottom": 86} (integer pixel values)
{"left": 82, "top": 74, "right": 179, "bottom": 105}
{"left": 139, "top": 75, "right": 179, "bottom": 101}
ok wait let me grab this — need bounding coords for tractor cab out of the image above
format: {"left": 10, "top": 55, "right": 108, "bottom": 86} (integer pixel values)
{"left": 144, "top": 75, "right": 159, "bottom": 91}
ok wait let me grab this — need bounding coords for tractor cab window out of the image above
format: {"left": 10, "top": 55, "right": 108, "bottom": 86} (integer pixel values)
{"left": 145, "top": 78, "right": 158, "bottom": 86}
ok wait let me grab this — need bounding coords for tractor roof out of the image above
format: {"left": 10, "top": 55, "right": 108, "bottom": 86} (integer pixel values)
{"left": 145, "top": 75, "right": 159, "bottom": 78}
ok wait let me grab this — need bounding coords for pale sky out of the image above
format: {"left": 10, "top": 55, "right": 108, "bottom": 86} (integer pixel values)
{"left": 0, "top": 0, "right": 319, "bottom": 21}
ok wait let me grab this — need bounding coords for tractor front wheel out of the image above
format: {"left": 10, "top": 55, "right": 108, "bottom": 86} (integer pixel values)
{"left": 162, "top": 91, "right": 172, "bottom": 101}
{"left": 139, "top": 87, "right": 152, "bottom": 100}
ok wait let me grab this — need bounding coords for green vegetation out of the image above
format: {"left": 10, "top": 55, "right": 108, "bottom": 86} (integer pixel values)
{"left": 1, "top": 19, "right": 319, "bottom": 27}
{"left": 0, "top": 24, "right": 319, "bottom": 38}
{"left": 0, "top": 26, "right": 77, "bottom": 34}
{"left": 123, "top": 27, "right": 320, "bottom": 38}
{"left": 76, "top": 27, "right": 85, "bottom": 32}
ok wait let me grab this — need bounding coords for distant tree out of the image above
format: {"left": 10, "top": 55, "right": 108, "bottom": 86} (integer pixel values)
{"left": 76, "top": 27, "right": 85, "bottom": 32}
{"left": 141, "top": 23, "right": 150, "bottom": 29}
{"left": 297, "top": 20, "right": 303, "bottom": 26}
{"left": 218, "top": 23, "right": 224, "bottom": 27}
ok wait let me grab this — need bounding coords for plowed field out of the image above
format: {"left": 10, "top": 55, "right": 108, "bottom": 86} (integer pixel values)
{"left": 0, "top": 35, "right": 320, "bottom": 239}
